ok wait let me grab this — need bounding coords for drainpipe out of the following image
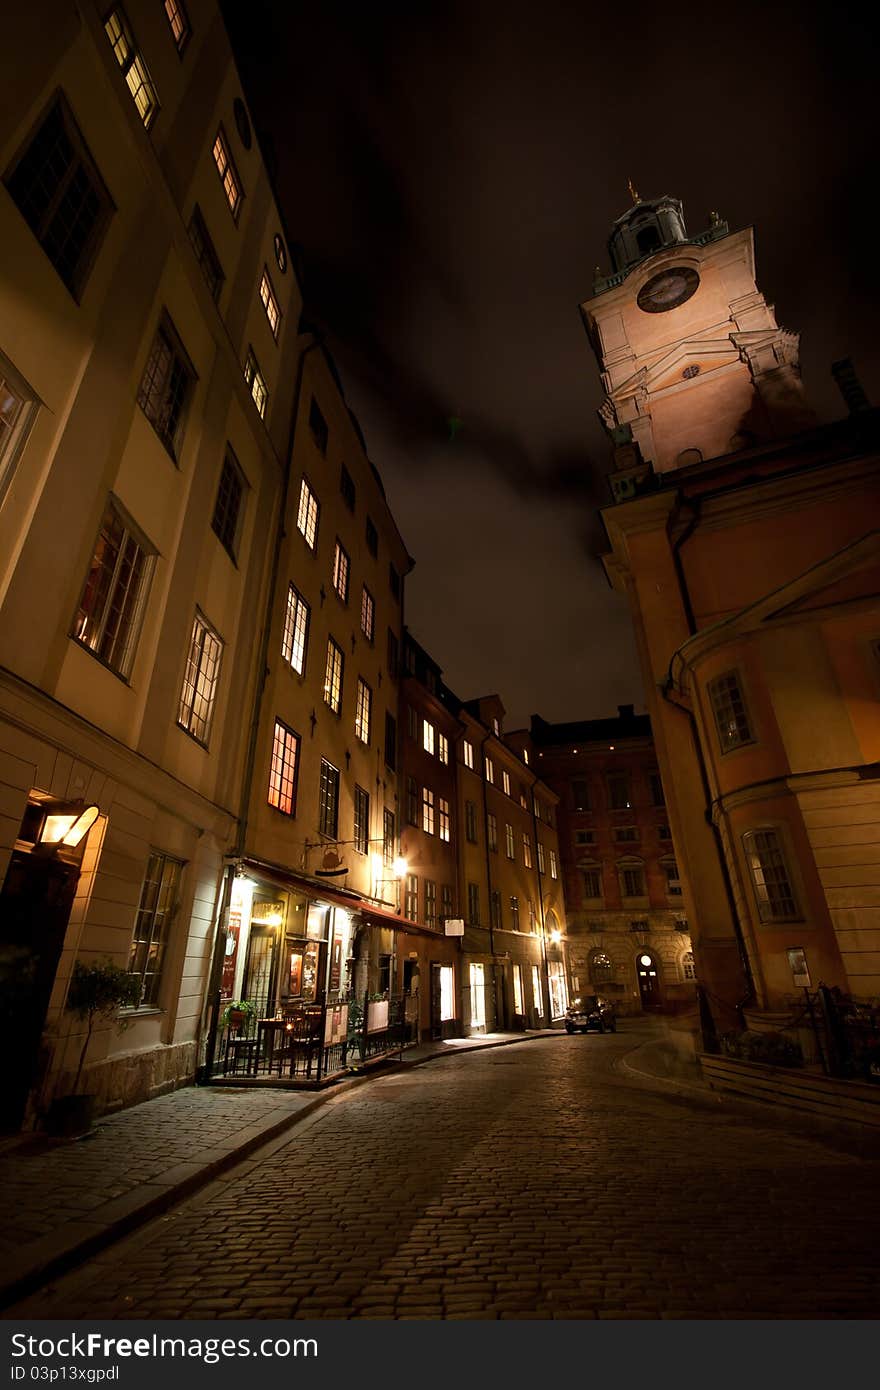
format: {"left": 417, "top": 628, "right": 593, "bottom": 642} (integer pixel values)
{"left": 199, "top": 335, "right": 320, "bottom": 1083}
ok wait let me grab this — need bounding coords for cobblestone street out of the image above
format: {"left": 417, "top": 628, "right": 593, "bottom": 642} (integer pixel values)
{"left": 10, "top": 1032, "right": 880, "bottom": 1320}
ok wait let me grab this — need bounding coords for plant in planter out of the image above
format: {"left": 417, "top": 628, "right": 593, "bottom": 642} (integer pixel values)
{"left": 720, "top": 1028, "right": 803, "bottom": 1068}
{"left": 48, "top": 958, "right": 142, "bottom": 1137}
{"left": 220, "top": 999, "right": 257, "bottom": 1033}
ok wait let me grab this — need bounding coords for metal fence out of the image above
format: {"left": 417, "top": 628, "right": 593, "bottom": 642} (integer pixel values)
{"left": 785, "top": 986, "right": 880, "bottom": 1082}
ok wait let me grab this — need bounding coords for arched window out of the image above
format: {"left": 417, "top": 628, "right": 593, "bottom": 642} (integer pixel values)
{"left": 589, "top": 949, "right": 613, "bottom": 985}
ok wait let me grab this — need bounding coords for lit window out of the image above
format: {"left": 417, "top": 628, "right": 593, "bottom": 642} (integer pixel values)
{"left": 487, "top": 813, "right": 498, "bottom": 852}
{"left": 164, "top": 0, "right": 191, "bottom": 52}
{"left": 423, "top": 720, "right": 435, "bottom": 756}
{"left": 340, "top": 464, "right": 355, "bottom": 512}
{"left": 360, "top": 586, "right": 375, "bottom": 642}
{"left": 422, "top": 787, "right": 435, "bottom": 835}
{"left": 523, "top": 748, "right": 529, "bottom": 766}
{"left": 532, "top": 964, "right": 543, "bottom": 1016}
{"left": 211, "top": 449, "right": 245, "bottom": 559}
{"left": 332, "top": 540, "right": 350, "bottom": 603}
{"left": 505, "top": 823, "right": 515, "bottom": 859}
{"left": 439, "top": 797, "right": 451, "bottom": 843}
{"left": 104, "top": 8, "right": 159, "bottom": 130}
{"left": 502, "top": 769, "right": 511, "bottom": 796}
{"left": 188, "top": 206, "right": 223, "bottom": 300}
{"left": 72, "top": 497, "right": 154, "bottom": 678}
{"left": 244, "top": 348, "right": 267, "bottom": 418}
{"left": 137, "top": 316, "right": 194, "bottom": 460}
{"left": 177, "top": 610, "right": 223, "bottom": 744}
{"left": 484, "top": 755, "right": 494, "bottom": 784}
{"left": 323, "top": 638, "right": 344, "bottom": 714}
{"left": 212, "top": 127, "right": 243, "bottom": 218}
{"left": 709, "top": 671, "right": 754, "bottom": 753}
{"left": 492, "top": 717, "right": 500, "bottom": 735}
{"left": 4, "top": 97, "right": 113, "bottom": 300}
{"left": 424, "top": 880, "right": 437, "bottom": 929}
{"left": 465, "top": 800, "right": 477, "bottom": 843}
{"left": 405, "top": 874, "right": 418, "bottom": 921}
{"left": 682, "top": 951, "right": 696, "bottom": 982}
{"left": 128, "top": 852, "right": 182, "bottom": 1007}
{"left": 281, "top": 584, "right": 309, "bottom": 675}
{"left": 513, "top": 964, "right": 523, "bottom": 1012}
{"left": 309, "top": 397, "right": 328, "bottom": 454}
{"left": 743, "top": 828, "right": 799, "bottom": 921}
{"left": 438, "top": 732, "right": 449, "bottom": 765}
{"left": 296, "top": 478, "right": 319, "bottom": 550}
{"left": 463, "top": 740, "right": 474, "bottom": 770}
{"left": 259, "top": 268, "right": 281, "bottom": 339}
{"left": 523, "top": 833, "right": 532, "bottom": 869}
{"left": 267, "top": 719, "right": 300, "bottom": 816}
{"left": 355, "top": 677, "right": 372, "bottom": 744}
{"left": 354, "top": 785, "right": 369, "bottom": 855}
{"left": 549, "top": 849, "right": 558, "bottom": 880}
{"left": 318, "top": 758, "right": 340, "bottom": 838}
{"left": 537, "top": 841, "right": 546, "bottom": 875}
{"left": 0, "top": 352, "right": 38, "bottom": 503}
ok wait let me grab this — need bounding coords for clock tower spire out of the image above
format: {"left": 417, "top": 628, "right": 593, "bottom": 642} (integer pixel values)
{"left": 581, "top": 194, "right": 815, "bottom": 485}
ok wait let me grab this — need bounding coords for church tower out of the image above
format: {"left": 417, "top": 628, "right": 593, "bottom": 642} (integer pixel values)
{"left": 581, "top": 191, "right": 815, "bottom": 496}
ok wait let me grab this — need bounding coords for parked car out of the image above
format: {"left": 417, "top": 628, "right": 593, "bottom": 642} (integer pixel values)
{"left": 565, "top": 994, "right": 616, "bottom": 1034}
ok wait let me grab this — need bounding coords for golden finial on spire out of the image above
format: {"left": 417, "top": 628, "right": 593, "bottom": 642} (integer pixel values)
{"left": 628, "top": 178, "right": 640, "bottom": 205}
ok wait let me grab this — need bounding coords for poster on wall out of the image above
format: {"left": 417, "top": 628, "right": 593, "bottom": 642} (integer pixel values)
{"left": 288, "top": 949, "right": 303, "bottom": 997}
{"left": 329, "top": 931, "right": 343, "bottom": 993}
{"left": 221, "top": 908, "right": 242, "bottom": 999}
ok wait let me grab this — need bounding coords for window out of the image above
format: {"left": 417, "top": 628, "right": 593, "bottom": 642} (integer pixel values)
{"left": 532, "top": 964, "right": 543, "bottom": 1017}
{"left": 582, "top": 868, "right": 602, "bottom": 899}
{"left": 519, "top": 784, "right": 528, "bottom": 810}
{"left": 259, "top": 268, "right": 281, "bottom": 339}
{"left": 0, "top": 353, "right": 38, "bottom": 502}
{"left": 340, "top": 464, "right": 355, "bottom": 512}
{"left": 465, "top": 800, "right": 477, "bottom": 843}
{"left": 384, "top": 712, "right": 397, "bottom": 771}
{"left": 487, "top": 812, "right": 498, "bottom": 852}
{"left": 492, "top": 717, "right": 501, "bottom": 735}
{"left": 484, "top": 756, "right": 494, "bottom": 784}
{"left": 355, "top": 677, "right": 372, "bottom": 744}
{"left": 505, "top": 823, "right": 515, "bottom": 860}
{"left": 537, "top": 841, "right": 546, "bottom": 875}
{"left": 743, "top": 828, "right": 799, "bottom": 921}
{"left": 549, "top": 849, "right": 558, "bottom": 879}
{"left": 574, "top": 830, "right": 595, "bottom": 846}
{"left": 309, "top": 397, "right": 328, "bottom": 454}
{"left": 523, "top": 747, "right": 529, "bottom": 766}
{"left": 387, "top": 629, "right": 399, "bottom": 679}
{"left": 438, "top": 732, "right": 449, "bottom": 766}
{"left": 590, "top": 950, "right": 613, "bottom": 985}
{"left": 658, "top": 824, "right": 672, "bottom": 841}
{"left": 137, "top": 316, "right": 194, "bottom": 460}
{"left": 510, "top": 896, "right": 520, "bottom": 931}
{"left": 177, "top": 610, "right": 223, "bottom": 744}
{"left": 406, "top": 777, "right": 418, "bottom": 826}
{"left": 613, "top": 826, "right": 640, "bottom": 843}
{"left": 267, "top": 719, "right": 300, "bottom": 815}
{"left": 528, "top": 901, "right": 537, "bottom": 932}
{"left": 128, "top": 851, "right": 181, "bottom": 1006}
{"left": 281, "top": 584, "right": 309, "bottom": 675}
{"left": 523, "top": 833, "right": 533, "bottom": 869}
{"left": 244, "top": 348, "right": 267, "bottom": 419}
{"left": 332, "top": 540, "right": 350, "bottom": 603}
{"left": 72, "top": 497, "right": 154, "bottom": 678}
{"left": 273, "top": 233, "right": 286, "bottom": 272}
{"left": 490, "top": 890, "right": 502, "bottom": 930}
{"left": 423, "top": 720, "right": 435, "bottom": 756}
{"left": 365, "top": 516, "right": 378, "bottom": 556}
{"left": 318, "top": 758, "right": 340, "bottom": 838}
{"left": 389, "top": 563, "right": 401, "bottom": 601}
{"left": 441, "top": 884, "right": 453, "bottom": 922}
{"left": 621, "top": 864, "right": 646, "bottom": 898}
{"left": 323, "top": 637, "right": 343, "bottom": 714}
{"left": 354, "top": 785, "right": 369, "bottom": 855}
{"left": 438, "top": 797, "right": 451, "bottom": 843}
{"left": 663, "top": 859, "right": 682, "bottom": 896}
{"left": 5, "top": 97, "right": 113, "bottom": 300}
{"left": 424, "top": 880, "right": 437, "bottom": 929}
{"left": 188, "top": 206, "right": 223, "bottom": 300}
{"left": 648, "top": 771, "right": 665, "bottom": 806}
{"left": 422, "top": 787, "right": 435, "bottom": 835}
{"left": 164, "top": 0, "right": 191, "bottom": 52}
{"left": 405, "top": 874, "right": 418, "bottom": 921}
{"left": 212, "top": 127, "right": 243, "bottom": 218}
{"left": 104, "top": 8, "right": 159, "bottom": 130}
{"left": 467, "top": 882, "right": 480, "bottom": 925}
{"left": 463, "top": 740, "right": 474, "bottom": 770}
{"left": 211, "top": 449, "right": 245, "bottom": 559}
{"left": 607, "top": 772, "right": 631, "bottom": 810}
{"left": 572, "top": 779, "right": 591, "bottom": 812}
{"left": 383, "top": 808, "right": 395, "bottom": 866}
{"left": 407, "top": 705, "right": 418, "bottom": 740}
{"left": 296, "top": 478, "right": 319, "bottom": 550}
{"left": 682, "top": 951, "right": 696, "bottom": 982}
{"left": 709, "top": 671, "right": 754, "bottom": 753}
{"left": 502, "top": 769, "right": 511, "bottom": 796}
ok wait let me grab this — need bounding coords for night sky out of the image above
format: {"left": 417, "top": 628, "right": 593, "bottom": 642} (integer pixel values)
{"left": 222, "top": 1, "right": 878, "bottom": 729}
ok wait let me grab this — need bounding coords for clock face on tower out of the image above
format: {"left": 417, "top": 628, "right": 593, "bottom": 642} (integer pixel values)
{"left": 637, "top": 265, "right": 700, "bottom": 313}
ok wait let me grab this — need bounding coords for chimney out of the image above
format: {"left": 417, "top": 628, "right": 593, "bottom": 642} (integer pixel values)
{"left": 831, "top": 358, "right": 871, "bottom": 415}
{"left": 618, "top": 704, "right": 635, "bottom": 720}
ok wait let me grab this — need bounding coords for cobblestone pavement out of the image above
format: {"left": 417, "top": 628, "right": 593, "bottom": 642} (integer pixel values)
{"left": 10, "top": 1032, "right": 880, "bottom": 1320}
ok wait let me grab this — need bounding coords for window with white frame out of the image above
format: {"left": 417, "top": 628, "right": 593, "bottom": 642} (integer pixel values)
{"left": 463, "top": 740, "right": 474, "bottom": 770}
{"left": 423, "top": 719, "right": 435, "bottom": 755}
{"left": 267, "top": 719, "right": 300, "bottom": 815}
{"left": 295, "top": 478, "right": 319, "bottom": 549}
{"left": 128, "top": 851, "right": 182, "bottom": 1007}
{"left": 360, "top": 586, "right": 374, "bottom": 642}
{"left": 212, "top": 126, "right": 243, "bottom": 218}
{"left": 743, "top": 828, "right": 799, "bottom": 921}
{"left": 163, "top": 0, "right": 191, "bottom": 52}
{"left": 323, "top": 637, "right": 343, "bottom": 714}
{"left": 492, "top": 716, "right": 500, "bottom": 735}
{"left": 211, "top": 448, "right": 245, "bottom": 559}
{"left": 549, "top": 848, "right": 558, "bottom": 879}
{"left": 505, "top": 823, "right": 515, "bottom": 859}
{"left": 487, "top": 812, "right": 498, "bottom": 852}
{"left": 72, "top": 497, "right": 155, "bottom": 679}
{"left": 281, "top": 584, "right": 309, "bottom": 675}
{"left": 244, "top": 348, "right": 267, "bottom": 418}
{"left": 502, "top": 769, "right": 511, "bottom": 796}
{"left": 424, "top": 879, "right": 437, "bottom": 928}
{"left": 422, "top": 787, "right": 435, "bottom": 835}
{"left": 523, "top": 833, "right": 533, "bottom": 868}
{"left": 332, "top": 540, "right": 350, "bottom": 602}
{"left": 537, "top": 841, "right": 546, "bottom": 874}
{"left": 354, "top": 785, "right": 369, "bottom": 855}
{"left": 519, "top": 784, "right": 528, "bottom": 809}
{"left": 532, "top": 964, "right": 543, "bottom": 1016}
{"left": 709, "top": 671, "right": 754, "bottom": 753}
{"left": 318, "top": 758, "right": 340, "bottom": 838}
{"left": 663, "top": 857, "right": 682, "bottom": 896}
{"left": 681, "top": 950, "right": 696, "bottom": 982}
{"left": 383, "top": 808, "right": 395, "bottom": 866}
{"left": 354, "top": 677, "right": 371, "bottom": 744}
{"left": 104, "top": 8, "right": 159, "bottom": 130}
{"left": 405, "top": 873, "right": 418, "bottom": 920}
{"left": 439, "top": 797, "right": 451, "bottom": 843}
{"left": 259, "top": 267, "right": 281, "bottom": 339}
{"left": 137, "top": 315, "right": 194, "bottom": 460}
{"left": 484, "top": 755, "right": 495, "bottom": 783}
{"left": 0, "top": 352, "right": 38, "bottom": 503}
{"left": 177, "top": 610, "right": 223, "bottom": 744}
{"left": 438, "top": 732, "right": 449, "bottom": 765}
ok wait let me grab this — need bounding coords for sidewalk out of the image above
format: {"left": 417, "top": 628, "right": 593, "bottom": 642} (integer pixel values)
{"left": 0, "top": 1028, "right": 561, "bottom": 1312}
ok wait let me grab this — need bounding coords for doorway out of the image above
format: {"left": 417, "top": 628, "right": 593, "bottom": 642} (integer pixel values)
{"left": 636, "top": 951, "right": 661, "bottom": 1010}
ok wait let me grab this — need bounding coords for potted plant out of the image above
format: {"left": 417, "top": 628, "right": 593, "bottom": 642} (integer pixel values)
{"left": 47, "top": 958, "right": 142, "bottom": 1137}
{"left": 221, "top": 998, "right": 257, "bottom": 1033}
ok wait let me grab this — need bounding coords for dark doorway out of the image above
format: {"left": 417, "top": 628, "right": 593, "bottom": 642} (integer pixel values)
{"left": 636, "top": 951, "right": 661, "bottom": 1010}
